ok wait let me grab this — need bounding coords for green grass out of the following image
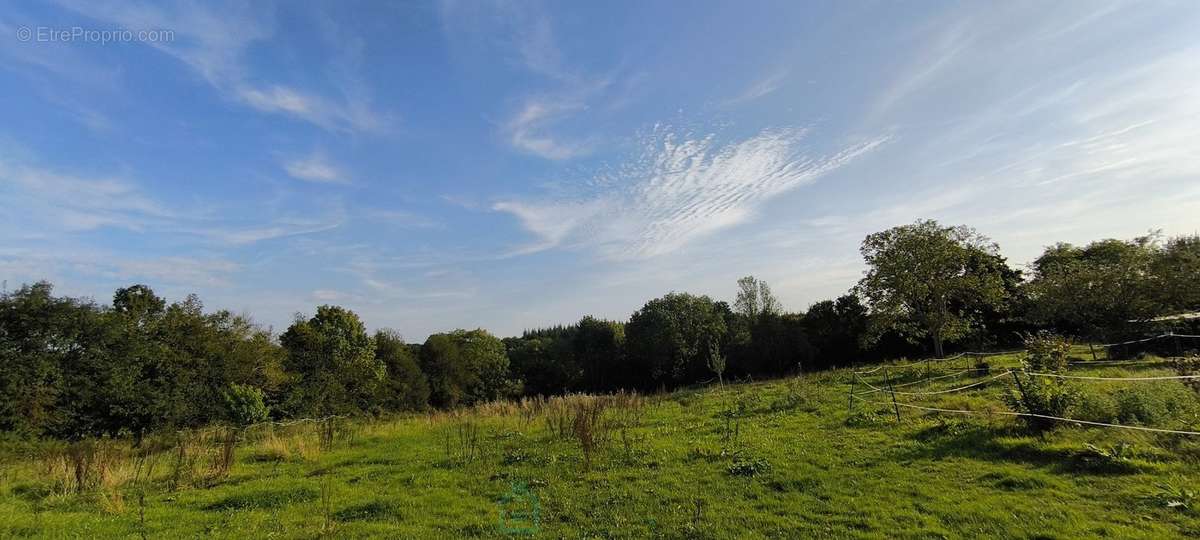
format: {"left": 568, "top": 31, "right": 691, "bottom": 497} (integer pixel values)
{"left": 3, "top": 348, "right": 1200, "bottom": 538}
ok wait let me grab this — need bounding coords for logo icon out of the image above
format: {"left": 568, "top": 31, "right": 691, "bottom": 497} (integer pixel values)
{"left": 497, "top": 481, "right": 540, "bottom": 535}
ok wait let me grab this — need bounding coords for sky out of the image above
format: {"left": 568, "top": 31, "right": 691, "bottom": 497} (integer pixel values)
{"left": 1, "top": 1, "right": 1199, "bottom": 339}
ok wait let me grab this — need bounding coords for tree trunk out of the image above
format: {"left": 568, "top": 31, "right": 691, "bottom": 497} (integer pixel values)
{"left": 933, "top": 334, "right": 945, "bottom": 359}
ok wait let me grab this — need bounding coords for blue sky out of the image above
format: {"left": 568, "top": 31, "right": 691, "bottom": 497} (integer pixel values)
{"left": 2, "top": 1, "right": 1199, "bottom": 339}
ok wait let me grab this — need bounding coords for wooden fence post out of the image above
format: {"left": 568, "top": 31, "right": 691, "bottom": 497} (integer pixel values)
{"left": 847, "top": 372, "right": 857, "bottom": 417}
{"left": 1009, "top": 369, "right": 1027, "bottom": 402}
{"left": 884, "top": 367, "right": 901, "bottom": 423}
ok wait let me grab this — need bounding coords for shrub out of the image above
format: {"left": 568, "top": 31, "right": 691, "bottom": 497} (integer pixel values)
{"left": 1003, "top": 332, "right": 1077, "bottom": 431}
{"left": 1074, "top": 390, "right": 1118, "bottom": 423}
{"left": 1173, "top": 356, "right": 1200, "bottom": 396}
{"left": 727, "top": 457, "right": 771, "bottom": 477}
{"left": 223, "top": 384, "right": 269, "bottom": 427}
{"left": 1114, "top": 387, "right": 1168, "bottom": 426}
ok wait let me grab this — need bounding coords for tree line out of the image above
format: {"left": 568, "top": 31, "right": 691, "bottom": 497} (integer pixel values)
{"left": 2, "top": 220, "right": 1197, "bottom": 440}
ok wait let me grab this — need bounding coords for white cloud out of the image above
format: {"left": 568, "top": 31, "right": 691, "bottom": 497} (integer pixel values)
{"left": 0, "top": 158, "right": 175, "bottom": 232}
{"left": 724, "top": 67, "right": 790, "bottom": 105}
{"left": 505, "top": 98, "right": 592, "bottom": 160}
{"left": 0, "top": 248, "right": 240, "bottom": 289}
{"left": 0, "top": 154, "right": 342, "bottom": 247}
{"left": 52, "top": 0, "right": 387, "bottom": 133}
{"left": 283, "top": 152, "right": 347, "bottom": 184}
{"left": 495, "top": 126, "right": 888, "bottom": 259}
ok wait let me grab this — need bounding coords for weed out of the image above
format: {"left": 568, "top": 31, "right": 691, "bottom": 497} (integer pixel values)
{"left": 442, "top": 417, "right": 483, "bottom": 465}
{"left": 319, "top": 468, "right": 336, "bottom": 535}
{"left": 571, "top": 397, "right": 610, "bottom": 470}
{"left": 727, "top": 457, "right": 771, "bottom": 477}
{"left": 1150, "top": 481, "right": 1197, "bottom": 513}
{"left": 1114, "top": 387, "right": 1168, "bottom": 426}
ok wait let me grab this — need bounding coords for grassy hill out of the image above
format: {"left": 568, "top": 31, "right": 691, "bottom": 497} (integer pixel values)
{"left": 3, "top": 348, "right": 1200, "bottom": 538}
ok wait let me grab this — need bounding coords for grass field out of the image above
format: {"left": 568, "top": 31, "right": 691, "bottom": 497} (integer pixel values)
{"left": 3, "top": 347, "right": 1200, "bottom": 538}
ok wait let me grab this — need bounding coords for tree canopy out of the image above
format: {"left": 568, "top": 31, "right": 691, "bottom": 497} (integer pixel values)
{"left": 4, "top": 223, "right": 1199, "bottom": 441}
{"left": 856, "top": 219, "right": 1008, "bottom": 357}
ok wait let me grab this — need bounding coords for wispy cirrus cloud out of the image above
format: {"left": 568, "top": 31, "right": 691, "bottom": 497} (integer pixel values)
{"left": 439, "top": 1, "right": 615, "bottom": 160}
{"left": 504, "top": 98, "right": 593, "bottom": 160}
{"left": 0, "top": 154, "right": 342, "bottom": 247}
{"left": 723, "top": 67, "right": 790, "bottom": 106}
{"left": 0, "top": 247, "right": 240, "bottom": 290}
{"left": 51, "top": 0, "right": 388, "bottom": 133}
{"left": 283, "top": 152, "right": 348, "bottom": 184}
{"left": 0, "top": 158, "right": 175, "bottom": 232}
{"left": 495, "top": 126, "right": 888, "bottom": 259}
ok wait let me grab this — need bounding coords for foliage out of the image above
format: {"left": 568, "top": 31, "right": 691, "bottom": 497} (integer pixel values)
{"left": 733, "top": 275, "right": 780, "bottom": 320}
{"left": 705, "top": 338, "right": 726, "bottom": 385}
{"left": 802, "top": 294, "right": 868, "bottom": 370}
{"left": 625, "top": 293, "right": 728, "bottom": 388}
{"left": 373, "top": 330, "right": 430, "bottom": 412}
{"left": 1024, "top": 234, "right": 1176, "bottom": 340}
{"left": 726, "top": 456, "right": 771, "bottom": 477}
{"left": 4, "top": 224, "right": 1198, "bottom": 447}
{"left": 1173, "top": 356, "right": 1200, "bottom": 396}
{"left": 1003, "top": 332, "right": 1077, "bottom": 431}
{"left": 222, "top": 384, "right": 269, "bottom": 427}
{"left": 0, "top": 282, "right": 285, "bottom": 440}
{"left": 421, "top": 329, "right": 519, "bottom": 407}
{"left": 280, "top": 306, "right": 382, "bottom": 417}
{"left": 856, "top": 219, "right": 1008, "bottom": 358}
{"left": 5, "top": 359, "right": 1200, "bottom": 537}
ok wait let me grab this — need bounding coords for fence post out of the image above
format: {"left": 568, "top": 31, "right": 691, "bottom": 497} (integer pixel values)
{"left": 1009, "top": 369, "right": 1027, "bottom": 403}
{"left": 1175, "top": 331, "right": 1183, "bottom": 358}
{"left": 847, "top": 372, "right": 857, "bottom": 417}
{"left": 1088, "top": 343, "right": 1098, "bottom": 362}
{"left": 884, "top": 367, "right": 901, "bottom": 423}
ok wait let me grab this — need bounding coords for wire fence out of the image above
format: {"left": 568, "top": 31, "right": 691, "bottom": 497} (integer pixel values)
{"left": 847, "top": 333, "right": 1200, "bottom": 436}
{"left": 853, "top": 332, "right": 1200, "bottom": 376}
{"left": 848, "top": 394, "right": 1200, "bottom": 436}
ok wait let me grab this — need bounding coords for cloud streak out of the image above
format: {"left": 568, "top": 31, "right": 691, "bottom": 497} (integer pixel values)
{"left": 283, "top": 152, "right": 348, "bottom": 184}
{"left": 495, "top": 126, "right": 888, "bottom": 259}
{"left": 52, "top": 0, "right": 387, "bottom": 133}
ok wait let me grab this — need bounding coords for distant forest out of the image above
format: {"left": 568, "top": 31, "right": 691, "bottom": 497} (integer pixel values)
{"left": 2, "top": 219, "right": 1198, "bottom": 440}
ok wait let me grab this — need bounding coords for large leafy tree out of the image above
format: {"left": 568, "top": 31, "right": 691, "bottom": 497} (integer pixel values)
{"left": 1025, "top": 235, "right": 1163, "bottom": 340}
{"left": 733, "top": 276, "right": 780, "bottom": 320}
{"left": 420, "top": 333, "right": 468, "bottom": 407}
{"left": 421, "top": 329, "right": 519, "bottom": 407}
{"left": 280, "top": 306, "right": 382, "bottom": 416}
{"left": 856, "top": 219, "right": 1008, "bottom": 358}
{"left": 803, "top": 294, "right": 869, "bottom": 370}
{"left": 625, "top": 293, "right": 727, "bottom": 387}
{"left": 1154, "top": 234, "right": 1200, "bottom": 314}
{"left": 456, "top": 329, "right": 520, "bottom": 403}
{"left": 0, "top": 282, "right": 101, "bottom": 438}
{"left": 373, "top": 330, "right": 430, "bottom": 412}
{"left": 572, "top": 316, "right": 624, "bottom": 391}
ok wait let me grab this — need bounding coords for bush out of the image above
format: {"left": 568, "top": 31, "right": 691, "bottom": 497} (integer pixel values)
{"left": 1173, "top": 356, "right": 1200, "bottom": 396}
{"left": 1114, "top": 387, "right": 1169, "bottom": 426}
{"left": 1003, "top": 332, "right": 1077, "bottom": 431}
{"left": 223, "top": 384, "right": 270, "bottom": 427}
{"left": 1074, "top": 390, "right": 1118, "bottom": 423}
{"left": 727, "top": 456, "right": 771, "bottom": 477}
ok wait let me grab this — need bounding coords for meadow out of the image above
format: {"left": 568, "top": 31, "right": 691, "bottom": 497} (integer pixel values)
{"left": 3, "top": 347, "right": 1200, "bottom": 539}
